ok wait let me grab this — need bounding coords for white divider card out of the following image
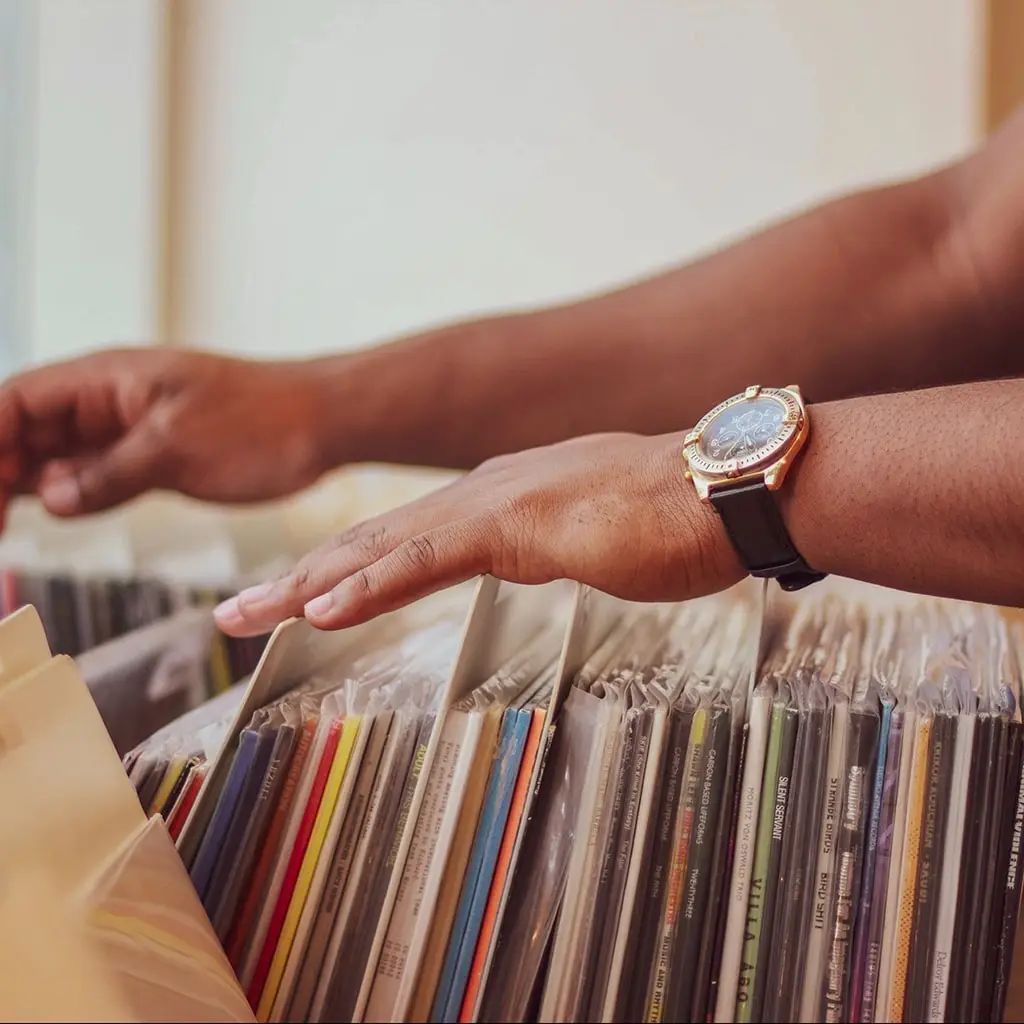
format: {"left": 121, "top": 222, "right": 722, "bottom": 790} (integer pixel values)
{"left": 461, "top": 583, "right": 630, "bottom": 1022}
{"left": 360, "top": 578, "right": 575, "bottom": 1023}
{"left": 176, "top": 585, "right": 471, "bottom": 867}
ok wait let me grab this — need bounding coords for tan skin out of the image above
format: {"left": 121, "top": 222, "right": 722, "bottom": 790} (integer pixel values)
{"left": 214, "top": 380, "right": 1024, "bottom": 636}
{"left": 0, "top": 106, "right": 1021, "bottom": 632}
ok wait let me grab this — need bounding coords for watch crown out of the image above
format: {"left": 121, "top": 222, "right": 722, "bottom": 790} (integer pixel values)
{"left": 684, "top": 469, "right": 693, "bottom": 481}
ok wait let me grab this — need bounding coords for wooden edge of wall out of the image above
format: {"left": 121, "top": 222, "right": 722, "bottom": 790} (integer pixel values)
{"left": 986, "top": 0, "right": 1024, "bottom": 133}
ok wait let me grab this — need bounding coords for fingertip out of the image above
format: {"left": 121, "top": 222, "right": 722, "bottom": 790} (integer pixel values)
{"left": 213, "top": 597, "right": 252, "bottom": 637}
{"left": 38, "top": 474, "right": 82, "bottom": 517}
{"left": 303, "top": 595, "right": 343, "bottom": 631}
{"left": 303, "top": 592, "right": 334, "bottom": 619}
{"left": 304, "top": 586, "right": 366, "bottom": 631}
{"left": 234, "top": 581, "right": 274, "bottom": 611}
{"left": 0, "top": 452, "right": 19, "bottom": 487}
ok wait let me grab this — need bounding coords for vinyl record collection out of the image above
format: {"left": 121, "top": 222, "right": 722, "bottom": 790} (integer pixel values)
{"left": 123, "top": 580, "right": 1024, "bottom": 1024}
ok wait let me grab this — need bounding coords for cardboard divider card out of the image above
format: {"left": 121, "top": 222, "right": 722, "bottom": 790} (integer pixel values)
{"left": 86, "top": 814, "right": 256, "bottom": 1023}
{"left": 0, "top": 606, "right": 254, "bottom": 1022}
{"left": 0, "top": 603, "right": 53, "bottom": 689}
{"left": 0, "top": 865, "right": 136, "bottom": 1023}
{"left": 0, "top": 650, "right": 149, "bottom": 897}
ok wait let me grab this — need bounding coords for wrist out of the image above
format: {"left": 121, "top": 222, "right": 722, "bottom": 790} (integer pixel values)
{"left": 775, "top": 400, "right": 840, "bottom": 578}
{"left": 295, "top": 349, "right": 397, "bottom": 472}
{"left": 656, "top": 431, "right": 746, "bottom": 596}
{"left": 297, "top": 314, "right": 536, "bottom": 472}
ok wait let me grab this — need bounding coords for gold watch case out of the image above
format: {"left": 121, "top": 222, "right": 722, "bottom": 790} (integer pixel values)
{"left": 683, "top": 385, "right": 810, "bottom": 502}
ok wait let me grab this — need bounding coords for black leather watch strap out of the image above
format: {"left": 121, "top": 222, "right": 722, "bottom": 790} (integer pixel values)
{"left": 708, "top": 479, "right": 826, "bottom": 592}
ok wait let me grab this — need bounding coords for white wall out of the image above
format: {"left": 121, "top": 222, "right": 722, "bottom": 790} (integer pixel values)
{"left": 171, "top": 0, "right": 984, "bottom": 358}
{"left": 0, "top": 1, "right": 990, "bottom": 561}
{"left": 23, "top": 0, "right": 166, "bottom": 367}
{"left": 0, "top": 0, "right": 33, "bottom": 376}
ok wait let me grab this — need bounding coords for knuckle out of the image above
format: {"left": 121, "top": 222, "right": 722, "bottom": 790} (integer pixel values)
{"left": 398, "top": 533, "right": 440, "bottom": 575}
{"left": 287, "top": 562, "right": 316, "bottom": 598}
{"left": 328, "top": 523, "right": 364, "bottom": 549}
{"left": 348, "top": 568, "right": 375, "bottom": 602}
{"left": 332, "top": 522, "right": 391, "bottom": 563}
{"left": 359, "top": 524, "right": 393, "bottom": 561}
{"left": 495, "top": 488, "right": 540, "bottom": 538}
{"left": 479, "top": 451, "right": 519, "bottom": 476}
{"left": 484, "top": 503, "right": 531, "bottom": 580}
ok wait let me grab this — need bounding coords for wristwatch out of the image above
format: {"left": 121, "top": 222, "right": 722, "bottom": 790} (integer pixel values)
{"left": 682, "top": 384, "right": 825, "bottom": 592}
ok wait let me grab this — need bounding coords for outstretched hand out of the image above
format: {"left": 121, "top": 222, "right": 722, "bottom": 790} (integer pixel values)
{"left": 213, "top": 431, "right": 743, "bottom": 636}
{"left": 0, "top": 348, "right": 329, "bottom": 528}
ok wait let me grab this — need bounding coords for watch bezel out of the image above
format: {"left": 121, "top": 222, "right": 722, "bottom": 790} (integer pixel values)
{"left": 684, "top": 386, "right": 805, "bottom": 482}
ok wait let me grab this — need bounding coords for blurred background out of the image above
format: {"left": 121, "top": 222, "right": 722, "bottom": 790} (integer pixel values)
{"left": 0, "top": 0, "right": 1021, "bottom": 584}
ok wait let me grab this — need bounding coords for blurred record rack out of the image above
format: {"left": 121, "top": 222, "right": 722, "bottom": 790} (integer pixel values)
{"left": 0, "top": 565, "right": 269, "bottom": 752}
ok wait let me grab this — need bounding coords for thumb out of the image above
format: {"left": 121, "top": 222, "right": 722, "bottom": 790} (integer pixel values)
{"left": 38, "top": 426, "right": 167, "bottom": 516}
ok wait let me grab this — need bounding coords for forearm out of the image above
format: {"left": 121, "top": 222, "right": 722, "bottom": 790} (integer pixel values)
{"left": 778, "top": 380, "right": 1024, "bottom": 607}
{"left": 307, "top": 115, "right": 1022, "bottom": 472}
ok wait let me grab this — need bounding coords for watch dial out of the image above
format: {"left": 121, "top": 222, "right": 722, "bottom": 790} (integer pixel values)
{"left": 700, "top": 396, "right": 788, "bottom": 462}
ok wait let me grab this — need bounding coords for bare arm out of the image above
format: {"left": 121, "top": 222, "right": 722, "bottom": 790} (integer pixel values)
{"left": 314, "top": 106, "right": 1024, "bottom": 471}
{"left": 216, "top": 378, "right": 1024, "bottom": 637}
{"left": 4, "top": 110, "right": 1022, "bottom": 524}
{"left": 782, "top": 380, "right": 1024, "bottom": 608}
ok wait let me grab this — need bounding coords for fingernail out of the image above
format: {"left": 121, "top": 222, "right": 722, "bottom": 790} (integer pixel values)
{"left": 40, "top": 475, "right": 80, "bottom": 514}
{"left": 236, "top": 581, "right": 273, "bottom": 607}
{"left": 304, "top": 593, "right": 335, "bottom": 619}
{"left": 213, "top": 597, "right": 241, "bottom": 624}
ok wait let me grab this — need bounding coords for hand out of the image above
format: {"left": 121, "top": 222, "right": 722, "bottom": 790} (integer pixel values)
{"left": 214, "top": 431, "right": 744, "bottom": 636}
{"left": 0, "top": 348, "right": 328, "bottom": 526}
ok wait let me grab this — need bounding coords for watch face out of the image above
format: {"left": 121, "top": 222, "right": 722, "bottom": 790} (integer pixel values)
{"left": 685, "top": 387, "right": 802, "bottom": 478}
{"left": 701, "top": 395, "right": 787, "bottom": 461}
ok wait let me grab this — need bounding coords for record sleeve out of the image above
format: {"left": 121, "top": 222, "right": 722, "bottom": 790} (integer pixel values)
{"left": 848, "top": 697, "right": 894, "bottom": 1020}
{"left": 477, "top": 685, "right": 602, "bottom": 1023}
{"left": 765, "top": 682, "right": 829, "bottom": 1022}
{"left": 821, "top": 703, "right": 880, "bottom": 1022}
{"left": 625, "top": 699, "right": 694, "bottom": 1021}
{"left": 715, "top": 687, "right": 772, "bottom": 1024}
{"left": 945, "top": 710, "right": 993, "bottom": 1020}
{"left": 925, "top": 711, "right": 974, "bottom": 1023}
{"left": 663, "top": 699, "right": 732, "bottom": 1021}
{"left": 992, "top": 725, "right": 1024, "bottom": 1021}
{"left": 742, "top": 689, "right": 798, "bottom": 1024}
{"left": 694, "top": 711, "right": 747, "bottom": 1022}
{"left": 287, "top": 712, "right": 393, "bottom": 1022}
{"left": 979, "top": 720, "right": 1024, "bottom": 1021}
